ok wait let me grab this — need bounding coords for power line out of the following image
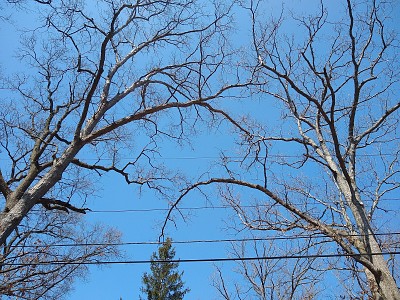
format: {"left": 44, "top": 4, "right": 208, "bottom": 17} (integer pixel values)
{"left": 28, "top": 197, "right": 400, "bottom": 215}
{"left": 27, "top": 196, "right": 400, "bottom": 217}
{"left": 2, "top": 251, "right": 399, "bottom": 266}
{"left": 87, "top": 198, "right": 400, "bottom": 214}
{"left": 0, "top": 153, "right": 397, "bottom": 163}
{"left": 7, "top": 232, "right": 400, "bottom": 248}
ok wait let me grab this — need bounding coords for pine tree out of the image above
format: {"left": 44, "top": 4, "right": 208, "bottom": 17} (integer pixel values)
{"left": 140, "top": 238, "right": 190, "bottom": 300}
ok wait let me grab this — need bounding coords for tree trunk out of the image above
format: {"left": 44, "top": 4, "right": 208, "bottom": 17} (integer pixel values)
{"left": 0, "top": 141, "right": 82, "bottom": 245}
{"left": 336, "top": 175, "right": 400, "bottom": 299}
{"left": 0, "top": 197, "right": 34, "bottom": 245}
{"left": 364, "top": 239, "right": 400, "bottom": 300}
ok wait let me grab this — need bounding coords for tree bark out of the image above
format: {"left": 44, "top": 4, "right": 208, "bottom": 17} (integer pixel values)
{"left": 0, "top": 140, "right": 82, "bottom": 245}
{"left": 363, "top": 238, "right": 400, "bottom": 300}
{"left": 0, "top": 198, "right": 33, "bottom": 245}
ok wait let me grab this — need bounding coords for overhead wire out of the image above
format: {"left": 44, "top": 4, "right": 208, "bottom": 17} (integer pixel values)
{"left": 86, "top": 198, "right": 400, "bottom": 214}
{"left": 25, "top": 197, "right": 400, "bottom": 216}
{"left": 0, "top": 153, "right": 397, "bottom": 164}
{"left": 2, "top": 251, "right": 400, "bottom": 266}
{"left": 47, "top": 153, "right": 400, "bottom": 161}
{"left": 6, "top": 232, "right": 400, "bottom": 248}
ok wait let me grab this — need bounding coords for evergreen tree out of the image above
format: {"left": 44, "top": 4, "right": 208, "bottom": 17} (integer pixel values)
{"left": 140, "top": 238, "right": 190, "bottom": 300}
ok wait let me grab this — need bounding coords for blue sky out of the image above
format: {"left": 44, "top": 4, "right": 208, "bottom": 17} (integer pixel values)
{"left": 1, "top": 1, "right": 400, "bottom": 299}
{"left": 0, "top": 3, "right": 249, "bottom": 297}
{"left": 65, "top": 115, "right": 253, "bottom": 299}
{"left": 69, "top": 172, "right": 237, "bottom": 299}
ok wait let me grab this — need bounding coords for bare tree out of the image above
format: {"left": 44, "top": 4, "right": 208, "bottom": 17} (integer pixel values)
{"left": 0, "top": 209, "right": 121, "bottom": 300}
{"left": 213, "top": 238, "right": 322, "bottom": 300}
{"left": 0, "top": 0, "right": 251, "bottom": 246}
{"left": 170, "top": 0, "right": 400, "bottom": 298}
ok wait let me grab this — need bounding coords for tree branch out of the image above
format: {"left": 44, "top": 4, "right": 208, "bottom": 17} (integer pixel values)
{"left": 0, "top": 170, "right": 11, "bottom": 199}
{"left": 37, "top": 197, "right": 90, "bottom": 214}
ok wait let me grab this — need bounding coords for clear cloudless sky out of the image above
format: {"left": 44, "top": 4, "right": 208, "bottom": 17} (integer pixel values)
{"left": 1, "top": 1, "right": 399, "bottom": 299}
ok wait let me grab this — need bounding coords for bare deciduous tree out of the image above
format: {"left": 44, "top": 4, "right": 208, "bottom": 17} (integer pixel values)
{"left": 0, "top": 209, "right": 121, "bottom": 300}
{"left": 171, "top": 0, "right": 400, "bottom": 298}
{"left": 0, "top": 0, "right": 250, "bottom": 246}
{"left": 213, "top": 238, "right": 323, "bottom": 300}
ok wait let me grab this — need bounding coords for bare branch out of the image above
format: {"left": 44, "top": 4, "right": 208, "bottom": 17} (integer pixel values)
{"left": 37, "top": 197, "right": 90, "bottom": 214}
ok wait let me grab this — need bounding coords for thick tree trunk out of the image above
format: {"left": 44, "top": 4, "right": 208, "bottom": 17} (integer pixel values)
{"left": 331, "top": 169, "right": 399, "bottom": 299}
{"left": 365, "top": 263, "right": 400, "bottom": 300}
{"left": 365, "top": 240, "right": 400, "bottom": 300}
{"left": 0, "top": 197, "right": 34, "bottom": 245}
{"left": 0, "top": 141, "right": 82, "bottom": 245}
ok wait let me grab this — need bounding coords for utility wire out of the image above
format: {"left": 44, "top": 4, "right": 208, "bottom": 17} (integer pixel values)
{"left": 0, "top": 153, "right": 397, "bottom": 163}
{"left": 7, "top": 232, "right": 400, "bottom": 248}
{"left": 87, "top": 198, "right": 400, "bottom": 214}
{"left": 2, "top": 251, "right": 400, "bottom": 266}
{"left": 27, "top": 197, "right": 400, "bottom": 215}
{"left": 57, "top": 153, "right": 400, "bottom": 160}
